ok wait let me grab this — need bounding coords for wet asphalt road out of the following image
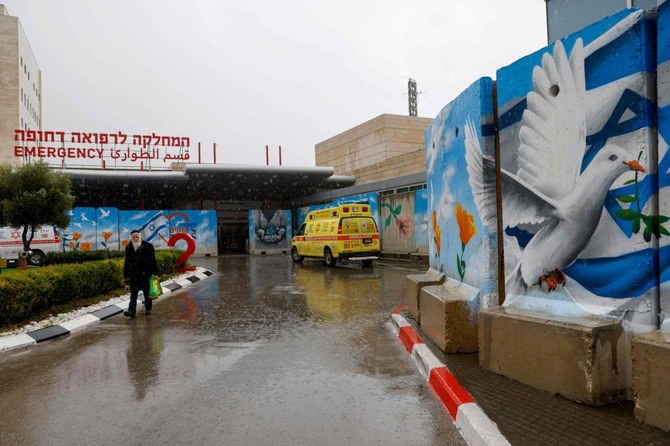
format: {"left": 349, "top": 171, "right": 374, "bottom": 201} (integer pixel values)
{"left": 0, "top": 255, "right": 466, "bottom": 446}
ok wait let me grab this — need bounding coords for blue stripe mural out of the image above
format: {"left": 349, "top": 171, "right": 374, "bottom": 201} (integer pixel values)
{"left": 495, "top": 8, "right": 659, "bottom": 316}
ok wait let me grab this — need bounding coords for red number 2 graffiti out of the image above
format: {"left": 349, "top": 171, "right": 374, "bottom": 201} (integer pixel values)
{"left": 167, "top": 233, "right": 196, "bottom": 271}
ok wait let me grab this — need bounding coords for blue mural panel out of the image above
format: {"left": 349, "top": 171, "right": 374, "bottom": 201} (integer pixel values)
{"left": 496, "top": 9, "right": 658, "bottom": 320}
{"left": 63, "top": 207, "right": 97, "bottom": 251}
{"left": 296, "top": 192, "right": 380, "bottom": 230}
{"left": 119, "top": 210, "right": 217, "bottom": 256}
{"left": 425, "top": 77, "right": 497, "bottom": 301}
{"left": 96, "top": 207, "right": 119, "bottom": 251}
{"left": 414, "top": 189, "right": 429, "bottom": 253}
{"left": 658, "top": 0, "right": 670, "bottom": 329}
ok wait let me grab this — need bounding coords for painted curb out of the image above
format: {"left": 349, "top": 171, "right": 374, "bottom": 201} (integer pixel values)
{"left": 389, "top": 308, "right": 510, "bottom": 446}
{"left": 0, "top": 267, "right": 214, "bottom": 354}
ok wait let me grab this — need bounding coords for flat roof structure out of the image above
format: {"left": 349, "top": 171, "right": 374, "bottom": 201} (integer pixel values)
{"left": 64, "top": 164, "right": 356, "bottom": 209}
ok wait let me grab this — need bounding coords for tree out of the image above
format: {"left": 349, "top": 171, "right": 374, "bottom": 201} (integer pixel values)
{"left": 0, "top": 160, "right": 74, "bottom": 254}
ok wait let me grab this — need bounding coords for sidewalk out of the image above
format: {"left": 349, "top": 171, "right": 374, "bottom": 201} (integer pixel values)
{"left": 392, "top": 308, "right": 670, "bottom": 446}
{"left": 0, "top": 267, "right": 214, "bottom": 353}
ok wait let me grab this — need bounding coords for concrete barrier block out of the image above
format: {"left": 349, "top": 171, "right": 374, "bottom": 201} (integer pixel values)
{"left": 419, "top": 278, "right": 479, "bottom": 353}
{"left": 632, "top": 331, "right": 670, "bottom": 432}
{"left": 406, "top": 268, "right": 445, "bottom": 323}
{"left": 479, "top": 307, "right": 629, "bottom": 406}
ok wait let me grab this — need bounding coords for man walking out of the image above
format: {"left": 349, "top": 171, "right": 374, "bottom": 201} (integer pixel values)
{"left": 123, "top": 229, "right": 158, "bottom": 318}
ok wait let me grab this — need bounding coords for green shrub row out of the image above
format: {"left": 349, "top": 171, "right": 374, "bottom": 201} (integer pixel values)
{"left": 45, "top": 249, "right": 126, "bottom": 265}
{"left": 0, "top": 249, "right": 184, "bottom": 326}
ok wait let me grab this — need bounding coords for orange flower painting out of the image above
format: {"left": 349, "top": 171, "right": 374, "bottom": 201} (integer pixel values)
{"left": 80, "top": 242, "right": 92, "bottom": 251}
{"left": 455, "top": 203, "right": 477, "bottom": 282}
{"left": 432, "top": 210, "right": 441, "bottom": 256}
{"left": 456, "top": 203, "right": 477, "bottom": 246}
{"left": 101, "top": 231, "right": 114, "bottom": 250}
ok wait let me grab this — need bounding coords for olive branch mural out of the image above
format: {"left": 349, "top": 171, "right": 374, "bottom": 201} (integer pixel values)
{"left": 616, "top": 151, "right": 670, "bottom": 242}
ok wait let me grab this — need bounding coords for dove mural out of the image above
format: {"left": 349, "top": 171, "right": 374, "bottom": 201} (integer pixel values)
{"left": 495, "top": 9, "right": 659, "bottom": 319}
{"left": 61, "top": 208, "right": 216, "bottom": 256}
{"left": 63, "top": 207, "right": 96, "bottom": 251}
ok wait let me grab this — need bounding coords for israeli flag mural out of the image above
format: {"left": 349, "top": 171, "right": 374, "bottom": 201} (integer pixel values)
{"left": 496, "top": 9, "right": 659, "bottom": 323}
{"left": 118, "top": 210, "right": 217, "bottom": 256}
{"left": 658, "top": 0, "right": 670, "bottom": 329}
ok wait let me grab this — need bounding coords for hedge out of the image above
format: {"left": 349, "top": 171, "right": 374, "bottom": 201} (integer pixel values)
{"left": 0, "top": 249, "right": 184, "bottom": 326}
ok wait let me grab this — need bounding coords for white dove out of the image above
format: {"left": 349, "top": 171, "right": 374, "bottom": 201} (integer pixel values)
{"left": 465, "top": 38, "right": 645, "bottom": 295}
{"left": 99, "top": 208, "right": 111, "bottom": 219}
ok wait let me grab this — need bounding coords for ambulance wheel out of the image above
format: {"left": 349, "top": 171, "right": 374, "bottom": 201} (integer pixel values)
{"left": 362, "top": 259, "right": 373, "bottom": 268}
{"left": 291, "top": 247, "right": 304, "bottom": 263}
{"left": 324, "top": 248, "right": 336, "bottom": 267}
{"left": 28, "top": 249, "right": 46, "bottom": 266}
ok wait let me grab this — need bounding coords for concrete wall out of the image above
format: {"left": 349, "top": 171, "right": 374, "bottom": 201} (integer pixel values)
{"left": 496, "top": 9, "right": 659, "bottom": 329}
{"left": 315, "top": 114, "right": 432, "bottom": 182}
{"left": 657, "top": 0, "right": 670, "bottom": 332}
{"left": 425, "top": 78, "right": 499, "bottom": 307}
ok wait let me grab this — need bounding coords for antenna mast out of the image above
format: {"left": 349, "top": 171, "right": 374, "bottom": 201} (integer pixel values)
{"left": 408, "top": 78, "right": 417, "bottom": 116}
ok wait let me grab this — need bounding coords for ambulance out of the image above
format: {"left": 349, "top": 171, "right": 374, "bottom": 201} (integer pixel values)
{"left": 0, "top": 225, "right": 62, "bottom": 266}
{"left": 291, "top": 203, "right": 380, "bottom": 267}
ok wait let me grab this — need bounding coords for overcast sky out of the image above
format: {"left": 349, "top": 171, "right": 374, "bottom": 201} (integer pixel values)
{"left": 4, "top": 0, "right": 547, "bottom": 167}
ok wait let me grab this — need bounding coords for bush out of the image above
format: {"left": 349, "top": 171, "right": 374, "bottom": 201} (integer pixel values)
{"left": 45, "top": 249, "right": 125, "bottom": 265}
{"left": 0, "top": 249, "right": 184, "bottom": 326}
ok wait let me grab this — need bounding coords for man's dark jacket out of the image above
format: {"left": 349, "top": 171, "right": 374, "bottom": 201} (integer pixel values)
{"left": 124, "top": 240, "right": 158, "bottom": 285}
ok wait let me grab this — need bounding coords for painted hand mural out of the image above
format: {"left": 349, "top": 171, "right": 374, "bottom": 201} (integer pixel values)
{"left": 252, "top": 210, "right": 287, "bottom": 245}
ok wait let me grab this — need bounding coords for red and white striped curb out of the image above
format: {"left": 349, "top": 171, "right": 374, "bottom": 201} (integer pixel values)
{"left": 390, "top": 306, "right": 510, "bottom": 446}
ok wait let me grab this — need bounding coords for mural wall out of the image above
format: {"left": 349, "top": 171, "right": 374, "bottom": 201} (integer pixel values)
{"left": 62, "top": 208, "right": 217, "bottom": 256}
{"left": 249, "top": 209, "right": 292, "bottom": 254}
{"left": 426, "top": 77, "right": 498, "bottom": 306}
{"left": 658, "top": 0, "right": 670, "bottom": 331}
{"left": 496, "top": 9, "right": 659, "bottom": 327}
{"left": 296, "top": 192, "right": 380, "bottom": 229}
{"left": 379, "top": 193, "right": 416, "bottom": 253}
{"left": 414, "top": 189, "right": 429, "bottom": 254}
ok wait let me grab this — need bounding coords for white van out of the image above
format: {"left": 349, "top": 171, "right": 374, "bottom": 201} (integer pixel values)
{"left": 0, "top": 225, "right": 62, "bottom": 266}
